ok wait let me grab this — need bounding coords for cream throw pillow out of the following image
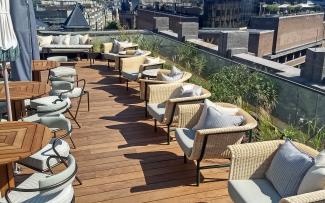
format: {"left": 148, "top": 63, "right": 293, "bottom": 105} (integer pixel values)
{"left": 298, "top": 150, "right": 325, "bottom": 194}
{"left": 80, "top": 34, "right": 89, "bottom": 45}
{"left": 38, "top": 35, "right": 53, "bottom": 47}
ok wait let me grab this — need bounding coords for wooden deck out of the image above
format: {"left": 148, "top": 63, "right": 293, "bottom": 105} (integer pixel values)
{"left": 44, "top": 60, "right": 231, "bottom": 202}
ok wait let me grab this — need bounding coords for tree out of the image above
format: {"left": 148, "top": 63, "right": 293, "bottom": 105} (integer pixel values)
{"left": 105, "top": 21, "right": 121, "bottom": 30}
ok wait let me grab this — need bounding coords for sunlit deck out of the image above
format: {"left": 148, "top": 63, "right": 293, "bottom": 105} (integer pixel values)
{"left": 55, "top": 60, "right": 231, "bottom": 202}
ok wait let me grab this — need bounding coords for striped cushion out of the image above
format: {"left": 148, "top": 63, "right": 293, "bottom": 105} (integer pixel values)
{"left": 265, "top": 139, "right": 314, "bottom": 197}
{"left": 197, "top": 106, "right": 244, "bottom": 130}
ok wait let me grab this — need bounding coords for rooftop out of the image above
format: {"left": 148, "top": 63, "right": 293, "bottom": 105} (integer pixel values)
{"left": 21, "top": 60, "right": 230, "bottom": 202}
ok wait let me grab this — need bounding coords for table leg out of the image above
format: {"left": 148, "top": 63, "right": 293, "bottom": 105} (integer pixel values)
{"left": 0, "top": 163, "right": 15, "bottom": 197}
{"left": 32, "top": 71, "right": 41, "bottom": 82}
{"left": 11, "top": 100, "right": 25, "bottom": 121}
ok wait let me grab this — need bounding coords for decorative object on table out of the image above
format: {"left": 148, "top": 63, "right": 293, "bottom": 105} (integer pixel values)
{"left": 10, "top": 0, "right": 39, "bottom": 81}
{"left": 0, "top": 0, "right": 20, "bottom": 121}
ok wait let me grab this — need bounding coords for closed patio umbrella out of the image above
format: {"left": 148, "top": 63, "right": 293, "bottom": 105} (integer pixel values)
{"left": 0, "top": 0, "right": 19, "bottom": 121}
{"left": 10, "top": 0, "right": 39, "bottom": 81}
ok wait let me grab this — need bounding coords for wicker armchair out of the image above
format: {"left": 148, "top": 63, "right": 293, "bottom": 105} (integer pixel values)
{"left": 147, "top": 83, "right": 211, "bottom": 144}
{"left": 139, "top": 69, "right": 192, "bottom": 101}
{"left": 120, "top": 55, "right": 165, "bottom": 90}
{"left": 176, "top": 102, "right": 257, "bottom": 186}
{"left": 228, "top": 140, "right": 323, "bottom": 203}
{"left": 101, "top": 42, "right": 138, "bottom": 67}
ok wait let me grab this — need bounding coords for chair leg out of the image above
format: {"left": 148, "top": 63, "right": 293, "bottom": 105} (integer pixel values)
{"left": 74, "top": 94, "right": 83, "bottom": 120}
{"left": 196, "top": 160, "right": 201, "bottom": 186}
{"left": 126, "top": 80, "right": 129, "bottom": 91}
{"left": 76, "top": 75, "right": 79, "bottom": 87}
{"left": 154, "top": 119, "right": 157, "bottom": 132}
{"left": 184, "top": 154, "right": 187, "bottom": 164}
{"left": 75, "top": 176, "right": 82, "bottom": 185}
{"left": 68, "top": 109, "right": 81, "bottom": 128}
{"left": 69, "top": 136, "right": 77, "bottom": 149}
{"left": 167, "top": 125, "right": 170, "bottom": 145}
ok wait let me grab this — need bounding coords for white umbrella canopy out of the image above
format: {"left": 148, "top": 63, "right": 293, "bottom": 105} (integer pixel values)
{"left": 0, "top": 0, "right": 19, "bottom": 121}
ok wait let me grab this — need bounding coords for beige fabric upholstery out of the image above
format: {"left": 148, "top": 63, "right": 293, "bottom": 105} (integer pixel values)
{"left": 148, "top": 83, "right": 211, "bottom": 126}
{"left": 227, "top": 140, "right": 324, "bottom": 203}
{"left": 120, "top": 55, "right": 165, "bottom": 82}
{"left": 177, "top": 102, "right": 257, "bottom": 160}
{"left": 101, "top": 42, "right": 113, "bottom": 53}
{"left": 114, "top": 51, "right": 151, "bottom": 71}
{"left": 139, "top": 69, "right": 192, "bottom": 100}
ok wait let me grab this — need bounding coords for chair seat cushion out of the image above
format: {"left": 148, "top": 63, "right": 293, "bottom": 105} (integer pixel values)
{"left": 0, "top": 173, "right": 74, "bottom": 203}
{"left": 21, "top": 114, "right": 41, "bottom": 123}
{"left": 122, "top": 72, "right": 139, "bottom": 81}
{"left": 19, "top": 138, "right": 70, "bottom": 171}
{"left": 30, "top": 96, "right": 71, "bottom": 110}
{"left": 175, "top": 128, "right": 196, "bottom": 157}
{"left": 147, "top": 104, "right": 165, "bottom": 122}
{"left": 50, "top": 66, "right": 76, "bottom": 77}
{"left": 50, "top": 87, "right": 82, "bottom": 98}
{"left": 102, "top": 53, "right": 118, "bottom": 60}
{"left": 228, "top": 179, "right": 282, "bottom": 203}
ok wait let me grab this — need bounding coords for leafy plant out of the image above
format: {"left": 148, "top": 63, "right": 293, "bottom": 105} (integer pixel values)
{"left": 283, "top": 119, "right": 325, "bottom": 151}
{"left": 137, "top": 36, "right": 163, "bottom": 57}
{"left": 176, "top": 42, "right": 207, "bottom": 75}
{"left": 105, "top": 21, "right": 121, "bottom": 30}
{"left": 209, "top": 65, "right": 278, "bottom": 112}
{"left": 91, "top": 39, "right": 102, "bottom": 53}
{"left": 266, "top": 4, "right": 280, "bottom": 14}
{"left": 257, "top": 108, "right": 282, "bottom": 141}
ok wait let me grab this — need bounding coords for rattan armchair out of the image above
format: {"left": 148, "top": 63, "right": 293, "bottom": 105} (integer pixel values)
{"left": 147, "top": 83, "right": 211, "bottom": 144}
{"left": 176, "top": 102, "right": 257, "bottom": 186}
{"left": 139, "top": 69, "right": 192, "bottom": 104}
{"left": 101, "top": 42, "right": 138, "bottom": 67}
{"left": 120, "top": 55, "right": 165, "bottom": 90}
{"left": 228, "top": 140, "right": 323, "bottom": 203}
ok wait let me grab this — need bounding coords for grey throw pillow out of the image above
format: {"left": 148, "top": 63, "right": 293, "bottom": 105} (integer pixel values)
{"left": 197, "top": 106, "right": 244, "bottom": 130}
{"left": 70, "top": 35, "right": 81, "bottom": 45}
{"left": 170, "top": 66, "right": 182, "bottom": 76}
{"left": 265, "top": 139, "right": 314, "bottom": 197}
{"left": 112, "top": 40, "right": 120, "bottom": 53}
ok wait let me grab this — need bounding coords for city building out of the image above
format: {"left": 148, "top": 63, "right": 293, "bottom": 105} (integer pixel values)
{"left": 248, "top": 13, "right": 324, "bottom": 67}
{"left": 34, "top": 0, "right": 112, "bottom": 31}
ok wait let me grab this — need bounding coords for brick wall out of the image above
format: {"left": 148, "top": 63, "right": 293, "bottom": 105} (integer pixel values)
{"left": 136, "top": 9, "right": 198, "bottom": 33}
{"left": 248, "top": 30, "right": 274, "bottom": 57}
{"left": 249, "top": 13, "right": 325, "bottom": 54}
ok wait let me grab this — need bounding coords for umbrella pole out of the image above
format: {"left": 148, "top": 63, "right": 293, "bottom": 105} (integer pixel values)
{"left": 2, "top": 62, "right": 13, "bottom": 121}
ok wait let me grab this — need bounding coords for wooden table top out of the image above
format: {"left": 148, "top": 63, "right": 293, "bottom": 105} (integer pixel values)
{"left": 32, "top": 60, "right": 60, "bottom": 72}
{"left": 0, "top": 81, "right": 50, "bottom": 101}
{"left": 0, "top": 122, "right": 52, "bottom": 165}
